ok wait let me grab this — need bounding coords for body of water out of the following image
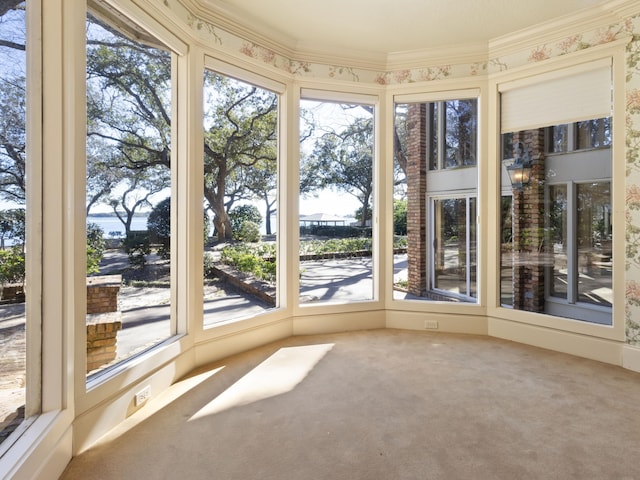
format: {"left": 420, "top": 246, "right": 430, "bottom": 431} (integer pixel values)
{"left": 87, "top": 216, "right": 148, "bottom": 238}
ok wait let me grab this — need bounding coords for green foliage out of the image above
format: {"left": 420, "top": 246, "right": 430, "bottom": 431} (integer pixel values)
{"left": 86, "top": 222, "right": 106, "bottom": 274}
{"left": 393, "top": 236, "right": 408, "bottom": 249}
{"left": 229, "top": 204, "right": 262, "bottom": 241}
{"left": 354, "top": 205, "right": 372, "bottom": 225}
{"left": 235, "top": 221, "right": 261, "bottom": 243}
{"left": 299, "top": 237, "right": 372, "bottom": 254}
{"left": 122, "top": 232, "right": 151, "bottom": 268}
{"left": 0, "top": 208, "right": 25, "bottom": 246}
{"left": 302, "top": 115, "right": 374, "bottom": 227}
{"left": 203, "top": 252, "right": 216, "bottom": 279}
{"left": 86, "top": 15, "right": 172, "bottom": 217}
{"left": 220, "top": 243, "right": 276, "bottom": 282}
{"left": 147, "top": 197, "right": 171, "bottom": 259}
{"left": 393, "top": 199, "right": 407, "bottom": 235}
{"left": 0, "top": 246, "right": 25, "bottom": 285}
{"left": 299, "top": 225, "right": 371, "bottom": 238}
{"left": 203, "top": 72, "right": 277, "bottom": 241}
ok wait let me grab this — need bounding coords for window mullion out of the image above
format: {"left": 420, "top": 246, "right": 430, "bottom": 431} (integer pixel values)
{"left": 567, "top": 182, "right": 578, "bottom": 304}
{"left": 438, "top": 101, "right": 446, "bottom": 170}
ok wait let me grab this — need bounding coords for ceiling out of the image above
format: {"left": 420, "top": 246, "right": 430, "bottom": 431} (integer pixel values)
{"left": 197, "top": 0, "right": 613, "bottom": 57}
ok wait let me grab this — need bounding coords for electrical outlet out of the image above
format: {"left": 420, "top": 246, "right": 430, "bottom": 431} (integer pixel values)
{"left": 424, "top": 320, "right": 439, "bottom": 329}
{"left": 135, "top": 385, "right": 151, "bottom": 406}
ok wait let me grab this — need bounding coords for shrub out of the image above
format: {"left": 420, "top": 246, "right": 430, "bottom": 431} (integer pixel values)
{"left": 86, "top": 222, "right": 106, "bottom": 274}
{"left": 203, "top": 252, "right": 216, "bottom": 278}
{"left": 0, "top": 246, "right": 25, "bottom": 285}
{"left": 123, "top": 232, "right": 151, "bottom": 268}
{"left": 220, "top": 243, "right": 276, "bottom": 282}
{"left": 235, "top": 220, "right": 261, "bottom": 243}
{"left": 147, "top": 197, "right": 171, "bottom": 259}
{"left": 393, "top": 199, "right": 407, "bottom": 235}
{"left": 229, "top": 205, "right": 262, "bottom": 241}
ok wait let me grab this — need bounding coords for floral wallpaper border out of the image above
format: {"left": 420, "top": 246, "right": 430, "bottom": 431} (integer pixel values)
{"left": 163, "top": 0, "right": 640, "bottom": 345}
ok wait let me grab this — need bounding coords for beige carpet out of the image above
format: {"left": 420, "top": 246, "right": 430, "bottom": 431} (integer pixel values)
{"left": 61, "top": 329, "right": 640, "bottom": 479}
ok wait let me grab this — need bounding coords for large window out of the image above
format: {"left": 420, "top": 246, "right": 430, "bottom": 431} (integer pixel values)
{"left": 299, "top": 99, "right": 375, "bottom": 305}
{"left": 85, "top": 11, "right": 173, "bottom": 377}
{"left": 500, "top": 120, "right": 612, "bottom": 324}
{"left": 394, "top": 97, "right": 478, "bottom": 302}
{"left": 0, "top": 0, "right": 29, "bottom": 448}
{"left": 202, "top": 70, "right": 279, "bottom": 325}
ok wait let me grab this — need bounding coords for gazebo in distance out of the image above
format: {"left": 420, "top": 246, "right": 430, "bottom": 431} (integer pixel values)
{"left": 299, "top": 213, "right": 350, "bottom": 226}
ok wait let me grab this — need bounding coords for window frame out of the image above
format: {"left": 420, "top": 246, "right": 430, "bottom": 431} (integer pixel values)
{"left": 295, "top": 87, "right": 382, "bottom": 315}
{"left": 489, "top": 42, "right": 627, "bottom": 343}
{"left": 428, "top": 193, "right": 477, "bottom": 302}
{"left": 201, "top": 57, "right": 285, "bottom": 328}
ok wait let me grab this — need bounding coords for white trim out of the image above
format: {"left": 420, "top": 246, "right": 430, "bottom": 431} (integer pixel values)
{"left": 622, "top": 345, "right": 640, "bottom": 373}
{"left": 488, "top": 316, "right": 622, "bottom": 365}
{"left": 300, "top": 87, "right": 378, "bottom": 105}
{"left": 95, "top": 0, "right": 188, "bottom": 55}
{"left": 394, "top": 88, "right": 480, "bottom": 105}
{"left": 204, "top": 56, "right": 286, "bottom": 94}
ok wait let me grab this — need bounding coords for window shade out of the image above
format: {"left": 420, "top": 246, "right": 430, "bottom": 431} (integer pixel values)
{"left": 500, "top": 59, "right": 612, "bottom": 133}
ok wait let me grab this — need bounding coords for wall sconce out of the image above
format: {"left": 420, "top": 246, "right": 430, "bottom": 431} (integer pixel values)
{"left": 506, "top": 141, "right": 533, "bottom": 190}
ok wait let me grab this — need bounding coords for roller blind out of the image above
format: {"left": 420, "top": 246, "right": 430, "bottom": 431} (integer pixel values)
{"left": 500, "top": 58, "right": 612, "bottom": 133}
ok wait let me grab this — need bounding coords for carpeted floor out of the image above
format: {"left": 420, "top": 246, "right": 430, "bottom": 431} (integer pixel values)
{"left": 61, "top": 329, "right": 640, "bottom": 479}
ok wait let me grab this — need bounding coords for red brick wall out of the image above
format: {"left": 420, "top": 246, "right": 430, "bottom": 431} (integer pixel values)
{"left": 406, "top": 103, "right": 427, "bottom": 296}
{"left": 86, "top": 314, "right": 122, "bottom": 373}
{"left": 86, "top": 275, "right": 121, "bottom": 314}
{"left": 512, "top": 130, "right": 546, "bottom": 312}
{"left": 86, "top": 275, "right": 122, "bottom": 372}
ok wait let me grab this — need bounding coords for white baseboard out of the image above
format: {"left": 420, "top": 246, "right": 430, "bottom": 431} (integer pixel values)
{"left": 386, "top": 310, "right": 488, "bottom": 335}
{"left": 622, "top": 344, "right": 640, "bottom": 373}
{"left": 488, "top": 316, "right": 623, "bottom": 366}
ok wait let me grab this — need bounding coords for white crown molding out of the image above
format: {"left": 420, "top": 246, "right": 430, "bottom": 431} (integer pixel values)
{"left": 386, "top": 44, "right": 489, "bottom": 71}
{"left": 182, "top": 0, "right": 491, "bottom": 71}
{"left": 183, "top": 0, "right": 637, "bottom": 73}
{"left": 488, "top": 0, "right": 634, "bottom": 59}
{"left": 607, "top": 0, "right": 640, "bottom": 18}
{"left": 179, "top": 0, "right": 299, "bottom": 57}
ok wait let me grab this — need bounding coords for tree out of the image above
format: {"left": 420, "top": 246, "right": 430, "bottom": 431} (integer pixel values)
{"left": 106, "top": 165, "right": 168, "bottom": 238}
{"left": 393, "top": 199, "right": 407, "bottom": 236}
{"left": 0, "top": 207, "right": 24, "bottom": 249}
{"left": 86, "top": 14, "right": 172, "bottom": 220}
{"left": 147, "top": 197, "right": 171, "bottom": 259}
{"left": 243, "top": 158, "right": 277, "bottom": 235}
{"left": 229, "top": 204, "right": 262, "bottom": 241}
{"left": 86, "top": 222, "right": 106, "bottom": 275}
{"left": 0, "top": 76, "right": 25, "bottom": 203}
{"left": 203, "top": 71, "right": 277, "bottom": 240}
{"left": 304, "top": 116, "right": 374, "bottom": 227}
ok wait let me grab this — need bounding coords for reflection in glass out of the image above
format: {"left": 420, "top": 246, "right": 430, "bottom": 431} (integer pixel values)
{"left": 549, "top": 124, "right": 569, "bottom": 153}
{"left": 577, "top": 118, "right": 611, "bottom": 150}
{"left": 433, "top": 198, "right": 476, "bottom": 299}
{"left": 445, "top": 100, "right": 477, "bottom": 168}
{"left": 549, "top": 184, "right": 568, "bottom": 300}
{"left": 576, "top": 182, "right": 612, "bottom": 306}
{"left": 501, "top": 119, "right": 611, "bottom": 324}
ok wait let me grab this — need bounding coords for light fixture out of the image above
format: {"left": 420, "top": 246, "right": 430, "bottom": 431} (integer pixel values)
{"left": 506, "top": 141, "right": 533, "bottom": 190}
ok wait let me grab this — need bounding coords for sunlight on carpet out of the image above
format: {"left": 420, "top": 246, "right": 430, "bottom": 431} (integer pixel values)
{"left": 189, "top": 343, "right": 334, "bottom": 420}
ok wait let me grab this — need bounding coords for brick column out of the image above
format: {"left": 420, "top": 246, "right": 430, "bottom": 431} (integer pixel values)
{"left": 512, "top": 130, "right": 546, "bottom": 312}
{"left": 406, "top": 104, "right": 427, "bottom": 296}
{"left": 86, "top": 275, "right": 122, "bottom": 372}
